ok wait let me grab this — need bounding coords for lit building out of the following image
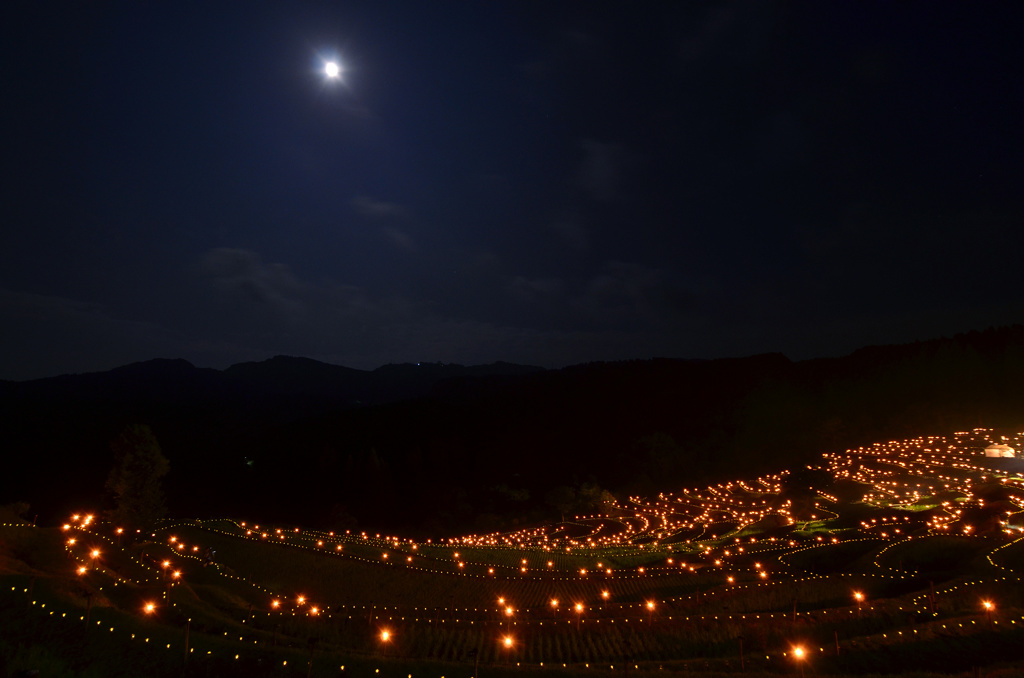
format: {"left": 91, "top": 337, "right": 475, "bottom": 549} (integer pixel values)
{"left": 984, "top": 444, "right": 1016, "bottom": 458}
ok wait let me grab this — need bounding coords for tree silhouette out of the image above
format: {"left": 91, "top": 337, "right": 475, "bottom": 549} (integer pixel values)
{"left": 545, "top": 485, "right": 576, "bottom": 522}
{"left": 105, "top": 424, "right": 169, "bottom": 532}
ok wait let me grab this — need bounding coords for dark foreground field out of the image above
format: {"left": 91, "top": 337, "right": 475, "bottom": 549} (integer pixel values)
{"left": 3, "top": 429, "right": 1024, "bottom": 677}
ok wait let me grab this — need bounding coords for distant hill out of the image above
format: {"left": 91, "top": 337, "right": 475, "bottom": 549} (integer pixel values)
{"left": 0, "top": 357, "right": 543, "bottom": 523}
{"left": 4, "top": 326, "right": 1024, "bottom": 534}
{"left": 1, "top": 356, "right": 544, "bottom": 412}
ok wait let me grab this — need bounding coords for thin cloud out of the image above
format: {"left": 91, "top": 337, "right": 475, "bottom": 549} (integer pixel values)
{"left": 382, "top": 226, "right": 415, "bottom": 251}
{"left": 550, "top": 211, "right": 590, "bottom": 253}
{"left": 199, "top": 248, "right": 304, "bottom": 317}
{"left": 351, "top": 197, "right": 415, "bottom": 250}
{"left": 506, "top": 262, "right": 693, "bottom": 329}
{"left": 351, "top": 196, "right": 410, "bottom": 220}
{"left": 576, "top": 139, "right": 621, "bottom": 201}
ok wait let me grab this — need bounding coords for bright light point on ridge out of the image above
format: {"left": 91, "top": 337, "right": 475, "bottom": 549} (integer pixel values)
{"left": 325, "top": 61, "right": 341, "bottom": 78}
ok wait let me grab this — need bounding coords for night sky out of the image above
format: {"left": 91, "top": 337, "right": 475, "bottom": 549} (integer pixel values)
{"left": 2, "top": 2, "right": 1023, "bottom": 381}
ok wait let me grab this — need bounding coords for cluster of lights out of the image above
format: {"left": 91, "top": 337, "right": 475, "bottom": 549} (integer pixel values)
{"left": 35, "top": 427, "right": 1024, "bottom": 671}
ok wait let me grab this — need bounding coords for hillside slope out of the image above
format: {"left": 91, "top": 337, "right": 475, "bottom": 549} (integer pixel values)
{"left": 4, "top": 327, "right": 1024, "bottom": 532}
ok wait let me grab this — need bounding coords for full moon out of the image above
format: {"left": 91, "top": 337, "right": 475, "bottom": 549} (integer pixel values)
{"left": 325, "top": 61, "right": 341, "bottom": 79}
